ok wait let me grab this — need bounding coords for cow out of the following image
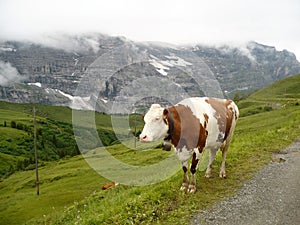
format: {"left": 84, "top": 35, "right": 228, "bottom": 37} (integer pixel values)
{"left": 140, "top": 97, "right": 239, "bottom": 193}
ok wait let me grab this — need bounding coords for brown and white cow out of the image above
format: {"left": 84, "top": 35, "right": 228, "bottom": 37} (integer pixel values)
{"left": 140, "top": 97, "right": 239, "bottom": 193}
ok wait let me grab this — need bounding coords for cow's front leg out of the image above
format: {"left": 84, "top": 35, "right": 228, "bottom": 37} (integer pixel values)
{"left": 188, "top": 152, "right": 199, "bottom": 193}
{"left": 180, "top": 160, "right": 189, "bottom": 191}
{"left": 205, "top": 148, "right": 218, "bottom": 178}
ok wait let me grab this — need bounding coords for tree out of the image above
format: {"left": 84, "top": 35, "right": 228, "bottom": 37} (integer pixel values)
{"left": 233, "top": 91, "right": 240, "bottom": 103}
{"left": 52, "top": 134, "right": 57, "bottom": 147}
{"left": 11, "top": 120, "right": 16, "bottom": 128}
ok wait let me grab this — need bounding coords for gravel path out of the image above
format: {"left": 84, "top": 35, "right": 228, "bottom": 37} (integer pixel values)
{"left": 192, "top": 139, "right": 300, "bottom": 225}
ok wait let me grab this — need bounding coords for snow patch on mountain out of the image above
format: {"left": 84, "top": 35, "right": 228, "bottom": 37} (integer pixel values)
{"left": 0, "top": 46, "right": 16, "bottom": 52}
{"left": 149, "top": 59, "right": 169, "bottom": 76}
{"left": 28, "top": 82, "right": 42, "bottom": 88}
{"left": 55, "top": 89, "right": 92, "bottom": 109}
{"left": 149, "top": 54, "right": 193, "bottom": 76}
{"left": 70, "top": 96, "right": 94, "bottom": 110}
{"left": 165, "top": 55, "right": 193, "bottom": 67}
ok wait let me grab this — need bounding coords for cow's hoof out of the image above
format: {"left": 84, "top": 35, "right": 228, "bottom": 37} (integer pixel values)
{"left": 219, "top": 171, "right": 226, "bottom": 178}
{"left": 187, "top": 185, "right": 196, "bottom": 193}
{"left": 180, "top": 183, "right": 188, "bottom": 191}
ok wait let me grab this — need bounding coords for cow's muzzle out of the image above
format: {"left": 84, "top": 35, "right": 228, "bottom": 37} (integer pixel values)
{"left": 140, "top": 134, "right": 148, "bottom": 142}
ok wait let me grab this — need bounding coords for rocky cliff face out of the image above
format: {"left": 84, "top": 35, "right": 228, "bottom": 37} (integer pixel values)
{"left": 193, "top": 42, "right": 300, "bottom": 93}
{"left": 0, "top": 34, "right": 299, "bottom": 113}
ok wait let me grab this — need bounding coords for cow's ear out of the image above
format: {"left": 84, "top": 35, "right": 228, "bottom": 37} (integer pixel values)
{"left": 163, "top": 109, "right": 168, "bottom": 119}
{"left": 163, "top": 109, "right": 169, "bottom": 124}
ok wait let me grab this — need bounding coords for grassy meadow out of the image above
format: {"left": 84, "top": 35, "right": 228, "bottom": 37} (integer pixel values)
{"left": 0, "top": 74, "right": 300, "bottom": 224}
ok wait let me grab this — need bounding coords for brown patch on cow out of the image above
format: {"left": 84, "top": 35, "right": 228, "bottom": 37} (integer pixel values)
{"left": 203, "top": 113, "right": 209, "bottom": 129}
{"left": 205, "top": 98, "right": 234, "bottom": 142}
{"left": 164, "top": 104, "right": 207, "bottom": 151}
{"left": 225, "top": 99, "right": 232, "bottom": 106}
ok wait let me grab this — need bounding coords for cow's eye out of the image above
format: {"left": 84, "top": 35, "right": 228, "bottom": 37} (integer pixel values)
{"left": 155, "top": 116, "right": 160, "bottom": 121}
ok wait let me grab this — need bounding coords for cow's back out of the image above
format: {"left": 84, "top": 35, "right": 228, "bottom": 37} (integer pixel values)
{"left": 176, "top": 97, "right": 238, "bottom": 149}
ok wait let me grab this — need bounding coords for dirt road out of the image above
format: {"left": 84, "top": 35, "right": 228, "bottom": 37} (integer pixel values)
{"left": 192, "top": 140, "right": 300, "bottom": 225}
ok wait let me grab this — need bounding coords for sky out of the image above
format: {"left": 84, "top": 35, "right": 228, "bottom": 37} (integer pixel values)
{"left": 1, "top": 0, "right": 300, "bottom": 60}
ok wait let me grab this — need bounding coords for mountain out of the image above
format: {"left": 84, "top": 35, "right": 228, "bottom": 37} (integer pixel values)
{"left": 1, "top": 33, "right": 300, "bottom": 113}
{"left": 192, "top": 42, "right": 300, "bottom": 93}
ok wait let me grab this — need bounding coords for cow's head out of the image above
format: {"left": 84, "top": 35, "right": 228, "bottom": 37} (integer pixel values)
{"left": 140, "top": 104, "right": 169, "bottom": 142}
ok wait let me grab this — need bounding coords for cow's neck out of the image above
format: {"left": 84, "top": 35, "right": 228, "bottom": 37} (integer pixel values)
{"left": 164, "top": 108, "right": 174, "bottom": 141}
{"left": 164, "top": 106, "right": 181, "bottom": 148}
{"left": 166, "top": 105, "right": 207, "bottom": 151}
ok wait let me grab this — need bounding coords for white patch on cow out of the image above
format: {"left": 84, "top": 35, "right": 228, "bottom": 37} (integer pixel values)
{"left": 140, "top": 104, "right": 169, "bottom": 142}
{"left": 175, "top": 146, "right": 203, "bottom": 163}
{"left": 175, "top": 146, "right": 194, "bottom": 162}
{"left": 175, "top": 97, "right": 224, "bottom": 149}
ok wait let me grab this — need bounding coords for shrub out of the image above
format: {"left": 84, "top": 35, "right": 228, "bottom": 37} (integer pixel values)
{"left": 16, "top": 123, "right": 24, "bottom": 130}
{"left": 11, "top": 121, "right": 16, "bottom": 128}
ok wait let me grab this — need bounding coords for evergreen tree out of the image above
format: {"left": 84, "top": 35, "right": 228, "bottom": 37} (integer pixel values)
{"left": 11, "top": 120, "right": 17, "bottom": 128}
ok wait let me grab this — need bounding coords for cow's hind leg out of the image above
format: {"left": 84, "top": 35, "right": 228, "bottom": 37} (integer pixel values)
{"left": 219, "top": 141, "right": 230, "bottom": 178}
{"left": 220, "top": 119, "right": 237, "bottom": 178}
{"left": 205, "top": 148, "right": 218, "bottom": 178}
{"left": 188, "top": 152, "right": 199, "bottom": 193}
{"left": 180, "top": 160, "right": 189, "bottom": 191}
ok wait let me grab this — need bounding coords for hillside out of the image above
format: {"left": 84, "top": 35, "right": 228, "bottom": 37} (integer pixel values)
{"left": 0, "top": 74, "right": 299, "bottom": 224}
{"left": 1, "top": 34, "right": 300, "bottom": 113}
{"left": 237, "top": 73, "right": 300, "bottom": 117}
{"left": 249, "top": 73, "right": 300, "bottom": 100}
{"left": 0, "top": 101, "right": 144, "bottom": 178}
{"left": 0, "top": 104, "right": 79, "bottom": 177}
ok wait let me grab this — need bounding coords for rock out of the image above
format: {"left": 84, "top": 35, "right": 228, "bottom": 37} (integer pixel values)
{"left": 271, "top": 157, "right": 286, "bottom": 163}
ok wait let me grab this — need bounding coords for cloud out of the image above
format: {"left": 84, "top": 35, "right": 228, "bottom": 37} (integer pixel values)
{"left": 0, "top": 61, "right": 25, "bottom": 86}
{"left": 0, "top": 0, "right": 299, "bottom": 60}
{"left": 33, "top": 33, "right": 103, "bottom": 53}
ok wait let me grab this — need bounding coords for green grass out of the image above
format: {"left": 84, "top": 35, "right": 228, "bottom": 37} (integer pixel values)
{"left": 0, "top": 156, "right": 105, "bottom": 225}
{"left": 0, "top": 102, "right": 141, "bottom": 177}
{"left": 0, "top": 74, "right": 300, "bottom": 224}
{"left": 250, "top": 73, "right": 300, "bottom": 100}
{"left": 0, "top": 106, "right": 80, "bottom": 169}
{"left": 0, "top": 101, "right": 144, "bottom": 131}
{"left": 47, "top": 104, "right": 300, "bottom": 225}
{"left": 237, "top": 74, "right": 300, "bottom": 117}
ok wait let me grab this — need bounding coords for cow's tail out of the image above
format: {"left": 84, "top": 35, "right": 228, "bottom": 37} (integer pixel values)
{"left": 223, "top": 101, "right": 239, "bottom": 147}
{"left": 232, "top": 101, "right": 239, "bottom": 121}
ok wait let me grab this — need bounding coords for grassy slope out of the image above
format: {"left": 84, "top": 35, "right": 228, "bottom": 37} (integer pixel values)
{"left": 0, "top": 102, "right": 142, "bottom": 177}
{"left": 0, "top": 74, "right": 299, "bottom": 224}
{"left": 0, "top": 105, "right": 81, "bottom": 177}
{"left": 0, "top": 156, "right": 105, "bottom": 225}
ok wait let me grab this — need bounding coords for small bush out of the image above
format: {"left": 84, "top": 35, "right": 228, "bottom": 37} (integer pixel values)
{"left": 11, "top": 121, "right": 16, "bottom": 128}
{"left": 264, "top": 106, "right": 273, "bottom": 112}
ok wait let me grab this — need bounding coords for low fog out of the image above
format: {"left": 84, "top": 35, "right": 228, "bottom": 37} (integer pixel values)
{"left": 0, "top": 61, "right": 25, "bottom": 86}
